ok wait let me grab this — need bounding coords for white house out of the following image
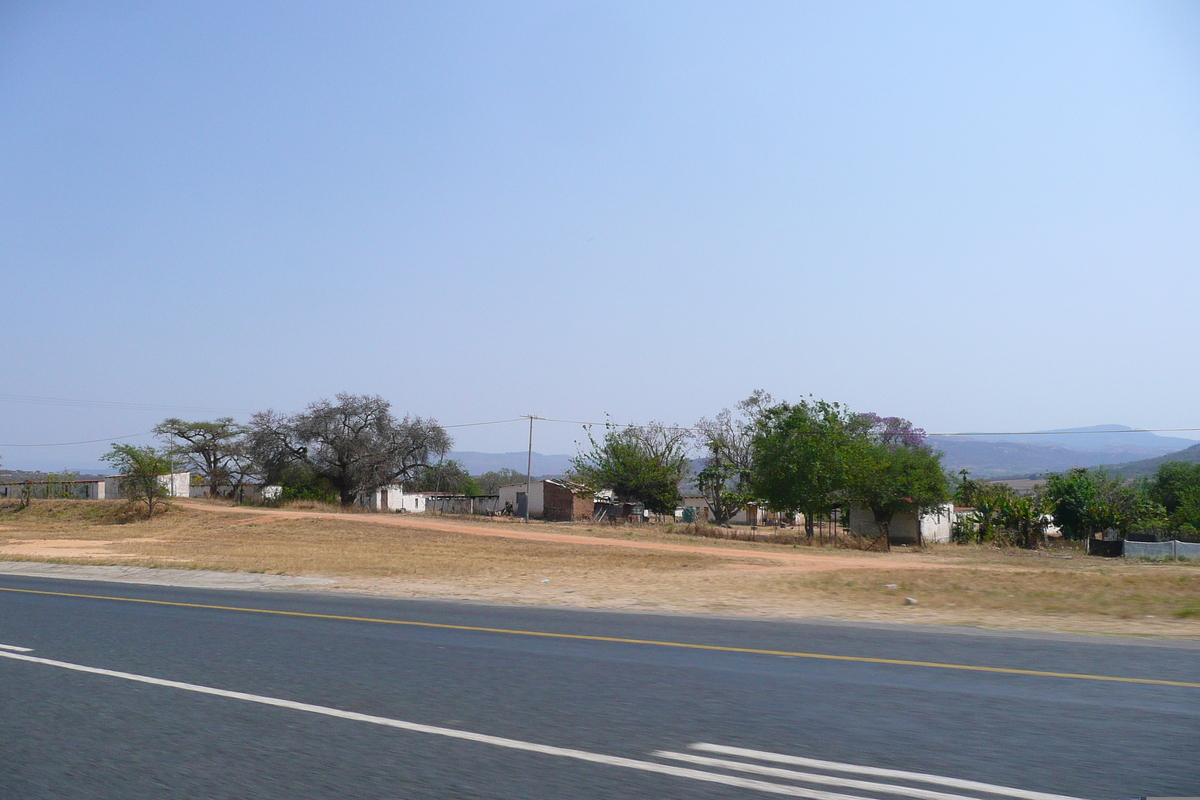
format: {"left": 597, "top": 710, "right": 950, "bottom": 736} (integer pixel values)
{"left": 359, "top": 485, "right": 429, "bottom": 513}
{"left": 846, "top": 502, "right": 955, "bottom": 545}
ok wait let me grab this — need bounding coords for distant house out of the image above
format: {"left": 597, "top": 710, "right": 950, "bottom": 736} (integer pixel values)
{"left": 846, "top": 503, "right": 955, "bottom": 545}
{"left": 0, "top": 473, "right": 191, "bottom": 501}
{"left": 359, "top": 485, "right": 431, "bottom": 513}
{"left": 361, "top": 487, "right": 505, "bottom": 516}
{"left": 679, "top": 495, "right": 781, "bottom": 526}
{"left": 497, "top": 479, "right": 594, "bottom": 521}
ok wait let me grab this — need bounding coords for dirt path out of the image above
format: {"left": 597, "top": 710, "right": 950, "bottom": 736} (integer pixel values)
{"left": 175, "top": 502, "right": 948, "bottom": 573}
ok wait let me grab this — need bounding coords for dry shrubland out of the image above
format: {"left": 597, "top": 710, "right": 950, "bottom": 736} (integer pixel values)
{"left": 1, "top": 499, "right": 1198, "bottom": 637}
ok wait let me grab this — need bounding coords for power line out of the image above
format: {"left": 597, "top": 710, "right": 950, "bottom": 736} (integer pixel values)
{"left": 530, "top": 418, "right": 1200, "bottom": 437}
{"left": 928, "top": 428, "right": 1200, "bottom": 436}
{"left": 4, "top": 404, "right": 1198, "bottom": 448}
{"left": 442, "top": 417, "right": 526, "bottom": 429}
{"left": 0, "top": 394, "right": 253, "bottom": 414}
{"left": 0, "top": 431, "right": 154, "bottom": 447}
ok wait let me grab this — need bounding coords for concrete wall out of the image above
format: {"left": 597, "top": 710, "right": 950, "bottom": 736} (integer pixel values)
{"left": 679, "top": 496, "right": 787, "bottom": 526}
{"left": 847, "top": 503, "right": 954, "bottom": 545}
{"left": 498, "top": 481, "right": 545, "bottom": 517}
{"left": 0, "top": 481, "right": 102, "bottom": 500}
{"left": 2, "top": 474, "right": 189, "bottom": 501}
{"left": 541, "top": 481, "right": 593, "bottom": 521}
{"left": 101, "top": 472, "right": 190, "bottom": 500}
{"left": 189, "top": 484, "right": 280, "bottom": 503}
{"left": 425, "top": 495, "right": 502, "bottom": 515}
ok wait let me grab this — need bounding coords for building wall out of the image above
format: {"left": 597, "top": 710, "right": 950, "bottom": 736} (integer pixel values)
{"left": 102, "top": 472, "right": 190, "bottom": 500}
{"left": 847, "top": 503, "right": 954, "bottom": 545}
{"left": 679, "top": 496, "right": 784, "bottom": 526}
{"left": 189, "top": 484, "right": 279, "bottom": 502}
{"left": 498, "top": 481, "right": 545, "bottom": 517}
{"left": 572, "top": 492, "right": 595, "bottom": 521}
{"left": 0, "top": 481, "right": 102, "bottom": 500}
{"left": 921, "top": 504, "right": 954, "bottom": 543}
{"left": 360, "top": 485, "right": 428, "bottom": 512}
{"left": 1, "top": 475, "right": 189, "bottom": 501}
{"left": 540, "top": 481, "right": 592, "bottom": 521}
{"left": 425, "top": 495, "right": 501, "bottom": 515}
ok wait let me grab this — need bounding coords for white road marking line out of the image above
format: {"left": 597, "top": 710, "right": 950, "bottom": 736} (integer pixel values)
{"left": 0, "top": 643, "right": 32, "bottom": 652}
{"left": 657, "top": 751, "right": 1017, "bottom": 800}
{"left": 690, "top": 744, "right": 1082, "bottom": 800}
{"left": 0, "top": 651, "right": 886, "bottom": 800}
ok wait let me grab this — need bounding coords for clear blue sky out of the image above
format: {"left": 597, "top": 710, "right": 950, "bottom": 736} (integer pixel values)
{"left": 3, "top": 1, "right": 1198, "bottom": 471}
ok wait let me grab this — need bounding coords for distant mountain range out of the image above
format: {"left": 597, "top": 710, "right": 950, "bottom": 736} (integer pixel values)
{"left": 8, "top": 427, "right": 1189, "bottom": 487}
{"left": 928, "top": 425, "right": 1198, "bottom": 478}
{"left": 452, "top": 426, "right": 1200, "bottom": 482}
{"left": 1105, "top": 443, "right": 1200, "bottom": 479}
{"left": 449, "top": 451, "right": 574, "bottom": 478}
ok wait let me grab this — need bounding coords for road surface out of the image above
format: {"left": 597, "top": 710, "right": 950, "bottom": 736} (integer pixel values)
{"left": 1, "top": 574, "right": 1196, "bottom": 799}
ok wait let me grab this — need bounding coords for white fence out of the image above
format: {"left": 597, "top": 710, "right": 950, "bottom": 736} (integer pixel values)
{"left": 1124, "top": 540, "right": 1200, "bottom": 560}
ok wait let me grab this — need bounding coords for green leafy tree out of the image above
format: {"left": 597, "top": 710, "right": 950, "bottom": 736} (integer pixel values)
{"left": 1045, "top": 469, "right": 1097, "bottom": 539}
{"left": 45, "top": 469, "right": 81, "bottom": 499}
{"left": 845, "top": 415, "right": 949, "bottom": 545}
{"left": 569, "top": 421, "right": 691, "bottom": 515}
{"left": 1173, "top": 486, "right": 1200, "bottom": 540}
{"left": 954, "top": 481, "right": 1016, "bottom": 543}
{"left": 998, "top": 490, "right": 1054, "bottom": 549}
{"left": 695, "top": 461, "right": 748, "bottom": 526}
{"left": 155, "top": 417, "right": 248, "bottom": 498}
{"left": 101, "top": 444, "right": 176, "bottom": 518}
{"left": 1146, "top": 462, "right": 1200, "bottom": 514}
{"left": 750, "top": 398, "right": 857, "bottom": 538}
{"left": 1047, "top": 468, "right": 1161, "bottom": 539}
{"left": 1147, "top": 462, "right": 1200, "bottom": 537}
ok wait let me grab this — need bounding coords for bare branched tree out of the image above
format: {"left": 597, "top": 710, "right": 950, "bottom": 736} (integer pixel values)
{"left": 243, "top": 410, "right": 306, "bottom": 486}
{"left": 155, "top": 417, "right": 246, "bottom": 498}
{"left": 289, "top": 394, "right": 451, "bottom": 506}
{"left": 693, "top": 390, "right": 772, "bottom": 524}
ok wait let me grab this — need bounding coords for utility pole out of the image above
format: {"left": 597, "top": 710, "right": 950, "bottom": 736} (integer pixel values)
{"left": 523, "top": 415, "right": 536, "bottom": 524}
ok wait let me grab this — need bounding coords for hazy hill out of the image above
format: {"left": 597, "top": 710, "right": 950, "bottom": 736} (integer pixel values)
{"left": 963, "top": 425, "right": 1195, "bottom": 460}
{"left": 451, "top": 427, "right": 1199, "bottom": 483}
{"left": 927, "top": 438, "right": 1126, "bottom": 479}
{"left": 0, "top": 469, "right": 107, "bottom": 482}
{"left": 1105, "top": 443, "right": 1200, "bottom": 479}
{"left": 449, "top": 451, "right": 573, "bottom": 478}
{"left": 928, "top": 426, "right": 1197, "bottom": 479}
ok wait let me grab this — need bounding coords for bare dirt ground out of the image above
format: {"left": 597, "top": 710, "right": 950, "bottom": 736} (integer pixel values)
{"left": 2, "top": 499, "right": 1198, "bottom": 638}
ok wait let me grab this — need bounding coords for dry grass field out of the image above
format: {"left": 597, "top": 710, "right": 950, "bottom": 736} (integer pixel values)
{"left": 2, "top": 498, "right": 1198, "bottom": 638}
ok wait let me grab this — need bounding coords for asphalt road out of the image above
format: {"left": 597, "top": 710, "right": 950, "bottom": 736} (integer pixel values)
{"left": 0, "top": 574, "right": 1196, "bottom": 800}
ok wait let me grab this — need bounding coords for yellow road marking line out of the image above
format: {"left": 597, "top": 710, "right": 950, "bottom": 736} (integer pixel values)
{"left": 2, "top": 586, "right": 1197, "bottom": 688}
